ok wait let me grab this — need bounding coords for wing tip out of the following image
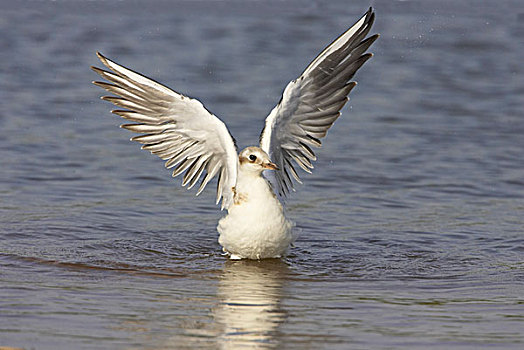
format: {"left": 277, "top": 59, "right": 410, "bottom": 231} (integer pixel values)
{"left": 90, "top": 65, "right": 105, "bottom": 76}
{"left": 92, "top": 80, "right": 113, "bottom": 89}
{"left": 96, "top": 51, "right": 106, "bottom": 62}
{"left": 367, "top": 7, "right": 375, "bottom": 19}
{"left": 363, "top": 34, "right": 380, "bottom": 49}
{"left": 95, "top": 51, "right": 115, "bottom": 71}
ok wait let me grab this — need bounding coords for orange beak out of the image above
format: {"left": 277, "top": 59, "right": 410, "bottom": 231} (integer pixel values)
{"left": 263, "top": 162, "right": 279, "bottom": 170}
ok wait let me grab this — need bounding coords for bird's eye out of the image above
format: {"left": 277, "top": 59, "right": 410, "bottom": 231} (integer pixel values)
{"left": 249, "top": 154, "right": 257, "bottom": 162}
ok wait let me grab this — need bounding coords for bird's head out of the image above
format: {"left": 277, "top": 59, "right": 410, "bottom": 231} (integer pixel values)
{"left": 238, "top": 146, "right": 278, "bottom": 174}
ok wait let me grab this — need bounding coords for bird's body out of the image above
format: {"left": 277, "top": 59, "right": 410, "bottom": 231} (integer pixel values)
{"left": 218, "top": 147, "right": 295, "bottom": 259}
{"left": 92, "top": 9, "right": 378, "bottom": 259}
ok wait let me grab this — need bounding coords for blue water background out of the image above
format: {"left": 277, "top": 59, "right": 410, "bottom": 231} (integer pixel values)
{"left": 1, "top": 1, "right": 523, "bottom": 349}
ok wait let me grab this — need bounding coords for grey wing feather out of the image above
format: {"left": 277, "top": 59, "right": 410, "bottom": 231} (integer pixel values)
{"left": 259, "top": 8, "right": 378, "bottom": 197}
{"left": 92, "top": 53, "right": 238, "bottom": 209}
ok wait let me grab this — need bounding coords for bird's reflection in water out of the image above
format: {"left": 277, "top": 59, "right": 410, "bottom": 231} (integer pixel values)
{"left": 156, "top": 259, "right": 290, "bottom": 349}
{"left": 214, "top": 259, "right": 289, "bottom": 349}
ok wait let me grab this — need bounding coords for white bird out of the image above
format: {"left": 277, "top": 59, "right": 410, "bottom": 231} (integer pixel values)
{"left": 92, "top": 8, "right": 378, "bottom": 260}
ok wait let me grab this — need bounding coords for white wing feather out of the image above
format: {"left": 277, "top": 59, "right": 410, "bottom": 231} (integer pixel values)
{"left": 260, "top": 8, "right": 378, "bottom": 196}
{"left": 92, "top": 53, "right": 238, "bottom": 209}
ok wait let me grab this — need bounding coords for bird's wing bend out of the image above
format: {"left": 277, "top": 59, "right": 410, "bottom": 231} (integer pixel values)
{"left": 92, "top": 52, "right": 238, "bottom": 210}
{"left": 259, "top": 8, "right": 378, "bottom": 196}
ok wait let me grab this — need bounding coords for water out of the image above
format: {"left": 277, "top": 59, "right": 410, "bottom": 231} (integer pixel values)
{"left": 1, "top": 0, "right": 523, "bottom": 349}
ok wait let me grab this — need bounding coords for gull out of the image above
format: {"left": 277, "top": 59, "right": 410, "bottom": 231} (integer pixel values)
{"left": 92, "top": 8, "right": 378, "bottom": 260}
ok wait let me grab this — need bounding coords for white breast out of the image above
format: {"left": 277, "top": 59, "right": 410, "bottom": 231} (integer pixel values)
{"left": 217, "top": 170, "right": 295, "bottom": 259}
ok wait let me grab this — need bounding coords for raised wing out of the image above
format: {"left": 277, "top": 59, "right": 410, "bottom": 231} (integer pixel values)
{"left": 259, "top": 8, "right": 378, "bottom": 196}
{"left": 92, "top": 52, "right": 238, "bottom": 209}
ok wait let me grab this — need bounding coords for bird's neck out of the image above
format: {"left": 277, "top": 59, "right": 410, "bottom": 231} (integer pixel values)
{"left": 236, "top": 163, "right": 275, "bottom": 194}
{"left": 237, "top": 166, "right": 265, "bottom": 189}
{"left": 232, "top": 169, "right": 276, "bottom": 209}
